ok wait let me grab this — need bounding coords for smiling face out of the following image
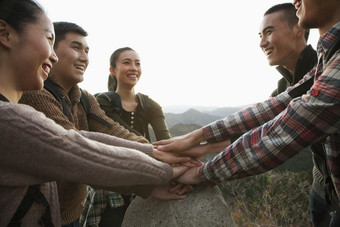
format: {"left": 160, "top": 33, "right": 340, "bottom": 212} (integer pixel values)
{"left": 110, "top": 50, "right": 141, "bottom": 91}
{"left": 12, "top": 12, "right": 58, "bottom": 91}
{"left": 259, "top": 11, "right": 301, "bottom": 70}
{"left": 50, "top": 32, "right": 89, "bottom": 91}
{"left": 293, "top": 0, "right": 340, "bottom": 34}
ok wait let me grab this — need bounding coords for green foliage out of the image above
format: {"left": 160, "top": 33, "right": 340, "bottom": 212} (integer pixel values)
{"left": 169, "top": 123, "right": 202, "bottom": 137}
{"left": 274, "top": 148, "right": 313, "bottom": 173}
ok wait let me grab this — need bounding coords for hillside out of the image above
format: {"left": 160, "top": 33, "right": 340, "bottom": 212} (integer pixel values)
{"left": 164, "top": 108, "right": 220, "bottom": 128}
{"left": 203, "top": 105, "right": 249, "bottom": 117}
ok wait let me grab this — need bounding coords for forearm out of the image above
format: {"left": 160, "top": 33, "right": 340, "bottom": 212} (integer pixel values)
{"left": 79, "top": 130, "right": 154, "bottom": 157}
{"left": 0, "top": 104, "right": 172, "bottom": 187}
{"left": 201, "top": 95, "right": 340, "bottom": 184}
{"left": 202, "top": 92, "right": 291, "bottom": 143}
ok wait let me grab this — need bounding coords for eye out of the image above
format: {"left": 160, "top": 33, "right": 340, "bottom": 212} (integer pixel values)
{"left": 72, "top": 46, "right": 80, "bottom": 51}
{"left": 123, "top": 61, "right": 130, "bottom": 65}
{"left": 136, "top": 62, "right": 141, "bottom": 66}
{"left": 265, "top": 30, "right": 273, "bottom": 36}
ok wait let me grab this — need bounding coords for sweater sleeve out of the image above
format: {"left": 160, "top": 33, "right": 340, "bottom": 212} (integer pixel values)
{"left": 147, "top": 97, "right": 171, "bottom": 141}
{"left": 0, "top": 102, "right": 172, "bottom": 188}
{"left": 85, "top": 91, "right": 149, "bottom": 144}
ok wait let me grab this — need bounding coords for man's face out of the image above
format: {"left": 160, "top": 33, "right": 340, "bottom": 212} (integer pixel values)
{"left": 294, "top": 0, "right": 339, "bottom": 34}
{"left": 50, "top": 32, "right": 89, "bottom": 88}
{"left": 259, "top": 11, "right": 299, "bottom": 68}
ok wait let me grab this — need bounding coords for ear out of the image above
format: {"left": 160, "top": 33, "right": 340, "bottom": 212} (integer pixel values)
{"left": 109, "top": 66, "right": 116, "bottom": 77}
{"left": 293, "top": 24, "right": 305, "bottom": 39}
{"left": 0, "top": 20, "right": 12, "bottom": 48}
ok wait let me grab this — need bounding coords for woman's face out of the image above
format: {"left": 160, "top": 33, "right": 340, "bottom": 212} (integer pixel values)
{"left": 11, "top": 12, "right": 58, "bottom": 91}
{"left": 110, "top": 50, "right": 141, "bottom": 89}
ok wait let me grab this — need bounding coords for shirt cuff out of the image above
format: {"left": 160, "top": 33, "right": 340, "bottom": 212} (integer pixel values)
{"left": 199, "top": 164, "right": 219, "bottom": 187}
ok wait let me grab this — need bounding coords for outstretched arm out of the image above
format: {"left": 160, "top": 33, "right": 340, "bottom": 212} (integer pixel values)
{"left": 153, "top": 129, "right": 205, "bottom": 153}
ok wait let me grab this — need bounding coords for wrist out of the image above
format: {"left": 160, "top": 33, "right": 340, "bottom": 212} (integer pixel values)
{"left": 190, "top": 129, "right": 205, "bottom": 145}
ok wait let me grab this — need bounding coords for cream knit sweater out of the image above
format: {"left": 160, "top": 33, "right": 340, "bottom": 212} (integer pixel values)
{"left": 0, "top": 101, "right": 172, "bottom": 227}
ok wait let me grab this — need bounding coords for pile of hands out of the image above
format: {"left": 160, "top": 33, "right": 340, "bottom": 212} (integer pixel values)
{"left": 150, "top": 131, "right": 231, "bottom": 200}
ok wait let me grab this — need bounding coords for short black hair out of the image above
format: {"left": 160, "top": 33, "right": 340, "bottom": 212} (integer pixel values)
{"left": 0, "top": 0, "right": 44, "bottom": 34}
{"left": 53, "top": 21, "right": 88, "bottom": 48}
{"left": 264, "top": 3, "right": 310, "bottom": 41}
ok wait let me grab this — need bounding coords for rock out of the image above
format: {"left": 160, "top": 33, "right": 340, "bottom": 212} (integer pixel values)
{"left": 122, "top": 185, "right": 235, "bottom": 227}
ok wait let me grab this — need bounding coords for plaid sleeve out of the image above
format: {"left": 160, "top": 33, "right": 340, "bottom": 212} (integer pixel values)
{"left": 202, "top": 91, "right": 292, "bottom": 143}
{"left": 201, "top": 57, "right": 340, "bottom": 184}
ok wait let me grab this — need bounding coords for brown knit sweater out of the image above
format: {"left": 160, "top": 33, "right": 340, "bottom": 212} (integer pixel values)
{"left": 0, "top": 101, "right": 172, "bottom": 227}
{"left": 19, "top": 76, "right": 155, "bottom": 225}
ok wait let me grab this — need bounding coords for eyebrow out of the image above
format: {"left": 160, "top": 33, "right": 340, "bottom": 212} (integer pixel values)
{"left": 259, "top": 25, "right": 274, "bottom": 36}
{"left": 121, "top": 58, "right": 140, "bottom": 61}
{"left": 71, "top": 40, "right": 89, "bottom": 51}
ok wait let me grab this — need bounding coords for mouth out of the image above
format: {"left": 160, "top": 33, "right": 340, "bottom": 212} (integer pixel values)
{"left": 42, "top": 63, "right": 52, "bottom": 75}
{"left": 264, "top": 48, "right": 273, "bottom": 57}
{"left": 293, "top": 0, "right": 301, "bottom": 9}
{"left": 75, "top": 64, "right": 86, "bottom": 72}
{"left": 127, "top": 74, "right": 138, "bottom": 79}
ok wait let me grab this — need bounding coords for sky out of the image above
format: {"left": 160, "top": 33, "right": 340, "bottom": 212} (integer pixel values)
{"left": 39, "top": 0, "right": 319, "bottom": 109}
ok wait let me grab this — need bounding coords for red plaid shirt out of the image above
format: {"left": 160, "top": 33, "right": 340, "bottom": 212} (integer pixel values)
{"left": 201, "top": 22, "right": 340, "bottom": 198}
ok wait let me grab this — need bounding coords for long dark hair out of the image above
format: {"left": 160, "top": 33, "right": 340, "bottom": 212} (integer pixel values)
{"left": 0, "top": 0, "right": 45, "bottom": 34}
{"left": 107, "top": 47, "right": 135, "bottom": 91}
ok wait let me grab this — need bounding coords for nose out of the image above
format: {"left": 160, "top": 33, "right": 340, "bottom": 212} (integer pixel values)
{"left": 80, "top": 50, "right": 89, "bottom": 64}
{"left": 130, "top": 62, "right": 138, "bottom": 71}
{"left": 259, "top": 35, "right": 268, "bottom": 50}
{"left": 50, "top": 49, "right": 58, "bottom": 64}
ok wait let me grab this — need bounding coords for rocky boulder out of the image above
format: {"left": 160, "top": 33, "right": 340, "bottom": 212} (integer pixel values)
{"left": 122, "top": 185, "right": 235, "bottom": 227}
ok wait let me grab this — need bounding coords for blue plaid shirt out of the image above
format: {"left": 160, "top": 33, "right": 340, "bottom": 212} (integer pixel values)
{"left": 201, "top": 22, "right": 340, "bottom": 200}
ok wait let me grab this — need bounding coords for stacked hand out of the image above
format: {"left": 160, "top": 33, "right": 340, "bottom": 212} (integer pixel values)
{"left": 151, "top": 129, "right": 230, "bottom": 200}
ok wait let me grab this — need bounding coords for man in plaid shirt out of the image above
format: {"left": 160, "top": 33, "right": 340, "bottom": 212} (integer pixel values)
{"left": 155, "top": 0, "right": 340, "bottom": 223}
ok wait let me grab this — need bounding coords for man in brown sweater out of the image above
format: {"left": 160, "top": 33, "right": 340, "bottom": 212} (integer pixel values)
{"left": 19, "top": 22, "right": 189, "bottom": 226}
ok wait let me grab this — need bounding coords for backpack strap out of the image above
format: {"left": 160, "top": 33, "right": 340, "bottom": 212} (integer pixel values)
{"left": 136, "top": 93, "right": 151, "bottom": 140}
{"left": 103, "top": 91, "right": 122, "bottom": 113}
{"left": 44, "top": 78, "right": 71, "bottom": 120}
{"left": 0, "top": 93, "right": 9, "bottom": 102}
{"left": 79, "top": 90, "right": 112, "bottom": 127}
{"left": 8, "top": 185, "right": 54, "bottom": 227}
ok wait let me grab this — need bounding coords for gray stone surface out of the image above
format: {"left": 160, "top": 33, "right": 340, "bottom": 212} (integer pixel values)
{"left": 122, "top": 185, "right": 235, "bottom": 227}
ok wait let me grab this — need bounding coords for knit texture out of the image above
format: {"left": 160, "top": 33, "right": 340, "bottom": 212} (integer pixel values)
{"left": 0, "top": 101, "right": 172, "bottom": 226}
{"left": 19, "top": 75, "right": 154, "bottom": 225}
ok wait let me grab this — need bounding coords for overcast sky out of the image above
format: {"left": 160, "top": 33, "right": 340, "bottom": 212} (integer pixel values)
{"left": 39, "top": 0, "right": 319, "bottom": 109}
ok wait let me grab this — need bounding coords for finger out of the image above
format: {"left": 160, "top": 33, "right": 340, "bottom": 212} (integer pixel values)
{"left": 177, "top": 185, "right": 192, "bottom": 195}
{"left": 153, "top": 138, "right": 175, "bottom": 146}
{"left": 168, "top": 183, "right": 183, "bottom": 193}
{"left": 155, "top": 144, "right": 173, "bottom": 152}
{"left": 170, "top": 156, "right": 192, "bottom": 164}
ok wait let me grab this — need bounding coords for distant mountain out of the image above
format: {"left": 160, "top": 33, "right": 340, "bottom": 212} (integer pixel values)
{"left": 203, "top": 105, "right": 252, "bottom": 117}
{"left": 164, "top": 108, "right": 221, "bottom": 128}
{"left": 163, "top": 105, "right": 220, "bottom": 114}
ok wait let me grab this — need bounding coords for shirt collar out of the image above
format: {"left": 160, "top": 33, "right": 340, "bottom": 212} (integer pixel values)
{"left": 317, "top": 21, "right": 340, "bottom": 55}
